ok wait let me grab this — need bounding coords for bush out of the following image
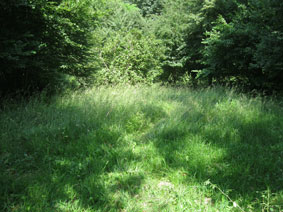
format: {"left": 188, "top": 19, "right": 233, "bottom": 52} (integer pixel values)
{"left": 91, "top": 0, "right": 166, "bottom": 85}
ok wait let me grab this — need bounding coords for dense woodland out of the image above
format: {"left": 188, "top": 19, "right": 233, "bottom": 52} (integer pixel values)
{"left": 1, "top": 0, "right": 283, "bottom": 96}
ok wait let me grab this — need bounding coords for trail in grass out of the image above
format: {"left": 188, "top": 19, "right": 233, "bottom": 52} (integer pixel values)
{"left": 0, "top": 85, "right": 282, "bottom": 211}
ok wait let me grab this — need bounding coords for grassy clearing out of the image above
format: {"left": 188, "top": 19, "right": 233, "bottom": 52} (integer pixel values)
{"left": 0, "top": 85, "right": 282, "bottom": 211}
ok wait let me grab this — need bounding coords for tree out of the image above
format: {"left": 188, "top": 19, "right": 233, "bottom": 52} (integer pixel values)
{"left": 0, "top": 0, "right": 100, "bottom": 96}
{"left": 125, "top": 0, "right": 164, "bottom": 16}
{"left": 202, "top": 0, "right": 283, "bottom": 90}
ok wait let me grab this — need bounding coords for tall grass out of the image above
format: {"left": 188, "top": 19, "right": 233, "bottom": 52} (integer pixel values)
{"left": 0, "top": 85, "right": 282, "bottom": 211}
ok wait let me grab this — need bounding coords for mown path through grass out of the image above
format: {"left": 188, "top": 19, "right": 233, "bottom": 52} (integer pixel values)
{"left": 1, "top": 85, "right": 282, "bottom": 211}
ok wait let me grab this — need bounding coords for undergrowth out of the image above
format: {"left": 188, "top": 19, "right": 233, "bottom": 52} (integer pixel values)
{"left": 0, "top": 85, "right": 282, "bottom": 211}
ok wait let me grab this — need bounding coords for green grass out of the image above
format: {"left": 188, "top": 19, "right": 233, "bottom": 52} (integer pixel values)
{"left": 0, "top": 85, "right": 282, "bottom": 211}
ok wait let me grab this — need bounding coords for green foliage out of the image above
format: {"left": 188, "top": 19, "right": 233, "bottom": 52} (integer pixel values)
{"left": 1, "top": 0, "right": 283, "bottom": 94}
{"left": 94, "top": 30, "right": 165, "bottom": 84}
{"left": 200, "top": 0, "right": 283, "bottom": 90}
{"left": 139, "top": 0, "right": 282, "bottom": 90}
{"left": 0, "top": 0, "right": 46, "bottom": 94}
{"left": 146, "top": 0, "right": 240, "bottom": 83}
{"left": 149, "top": 0, "right": 191, "bottom": 82}
{"left": 125, "top": 0, "right": 164, "bottom": 16}
{"left": 201, "top": 14, "right": 254, "bottom": 82}
{"left": 0, "top": 0, "right": 100, "bottom": 96}
{"left": 91, "top": 0, "right": 166, "bottom": 85}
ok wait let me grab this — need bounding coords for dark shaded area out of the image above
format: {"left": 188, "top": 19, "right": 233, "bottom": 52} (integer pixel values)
{"left": 0, "top": 0, "right": 94, "bottom": 98}
{"left": 0, "top": 97, "right": 166, "bottom": 211}
{"left": 148, "top": 95, "right": 283, "bottom": 207}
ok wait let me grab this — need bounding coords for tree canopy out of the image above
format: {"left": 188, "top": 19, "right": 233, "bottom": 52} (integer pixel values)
{"left": 1, "top": 0, "right": 282, "bottom": 96}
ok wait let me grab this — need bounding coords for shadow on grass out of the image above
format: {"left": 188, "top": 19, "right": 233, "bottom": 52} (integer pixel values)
{"left": 1, "top": 90, "right": 282, "bottom": 211}
{"left": 148, "top": 98, "right": 283, "bottom": 203}
{"left": 0, "top": 101, "right": 163, "bottom": 211}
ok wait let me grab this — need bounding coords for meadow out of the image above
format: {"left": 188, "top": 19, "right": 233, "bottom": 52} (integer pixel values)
{"left": 0, "top": 85, "right": 282, "bottom": 211}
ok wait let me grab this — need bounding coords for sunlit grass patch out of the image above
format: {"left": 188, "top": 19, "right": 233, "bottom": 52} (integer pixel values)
{"left": 0, "top": 85, "right": 282, "bottom": 211}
